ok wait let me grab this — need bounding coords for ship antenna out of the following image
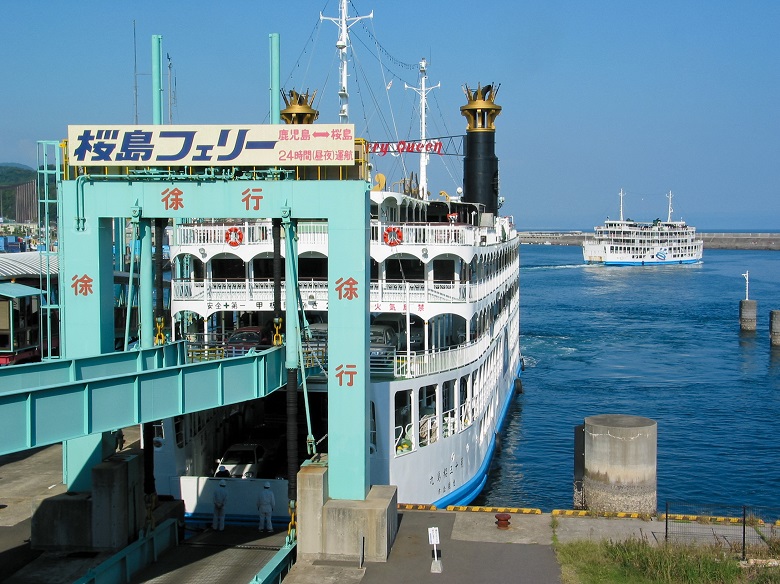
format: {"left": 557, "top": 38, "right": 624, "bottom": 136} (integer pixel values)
{"left": 167, "top": 53, "right": 174, "bottom": 124}
{"left": 133, "top": 20, "right": 138, "bottom": 124}
{"left": 619, "top": 188, "right": 624, "bottom": 221}
{"left": 667, "top": 190, "right": 673, "bottom": 223}
{"left": 320, "top": 0, "right": 373, "bottom": 123}
{"left": 405, "top": 58, "right": 439, "bottom": 200}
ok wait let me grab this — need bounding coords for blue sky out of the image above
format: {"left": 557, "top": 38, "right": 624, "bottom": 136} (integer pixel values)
{"left": 1, "top": 1, "right": 778, "bottom": 230}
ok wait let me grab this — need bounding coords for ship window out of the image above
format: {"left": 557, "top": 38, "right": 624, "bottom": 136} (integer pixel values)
{"left": 459, "top": 376, "right": 470, "bottom": 430}
{"left": 174, "top": 416, "right": 184, "bottom": 448}
{"left": 442, "top": 380, "right": 455, "bottom": 438}
{"left": 394, "top": 390, "right": 413, "bottom": 455}
{"left": 418, "top": 384, "right": 437, "bottom": 447}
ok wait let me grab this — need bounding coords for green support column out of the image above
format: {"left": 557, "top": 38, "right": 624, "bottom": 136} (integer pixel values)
{"left": 58, "top": 209, "right": 117, "bottom": 489}
{"left": 326, "top": 193, "right": 371, "bottom": 500}
{"left": 140, "top": 218, "right": 154, "bottom": 348}
{"left": 58, "top": 212, "right": 116, "bottom": 356}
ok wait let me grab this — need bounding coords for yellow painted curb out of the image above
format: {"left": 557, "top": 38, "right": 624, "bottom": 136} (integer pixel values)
{"left": 552, "top": 510, "right": 590, "bottom": 517}
{"left": 659, "top": 513, "right": 762, "bottom": 525}
{"left": 445, "top": 505, "right": 542, "bottom": 514}
{"left": 397, "top": 504, "right": 437, "bottom": 510}
{"left": 553, "top": 510, "right": 651, "bottom": 519}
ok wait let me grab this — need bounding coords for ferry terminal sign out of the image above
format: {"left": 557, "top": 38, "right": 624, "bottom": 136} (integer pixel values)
{"left": 67, "top": 124, "right": 355, "bottom": 167}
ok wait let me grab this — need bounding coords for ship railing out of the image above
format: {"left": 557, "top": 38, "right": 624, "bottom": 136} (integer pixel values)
{"left": 297, "top": 343, "right": 395, "bottom": 376}
{"left": 172, "top": 275, "right": 509, "bottom": 306}
{"left": 174, "top": 220, "right": 329, "bottom": 247}
{"left": 187, "top": 345, "right": 226, "bottom": 362}
{"left": 301, "top": 344, "right": 328, "bottom": 371}
{"left": 171, "top": 279, "right": 329, "bottom": 305}
{"left": 175, "top": 220, "right": 500, "bottom": 248}
{"left": 394, "top": 335, "right": 490, "bottom": 379}
{"left": 370, "top": 221, "right": 479, "bottom": 247}
{"left": 179, "top": 330, "right": 494, "bottom": 379}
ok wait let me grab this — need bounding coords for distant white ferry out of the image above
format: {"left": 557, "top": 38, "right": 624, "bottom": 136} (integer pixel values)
{"left": 582, "top": 190, "right": 703, "bottom": 265}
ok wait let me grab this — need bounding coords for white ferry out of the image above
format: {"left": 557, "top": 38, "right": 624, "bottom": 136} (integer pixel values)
{"left": 582, "top": 189, "right": 703, "bottom": 266}
{"left": 156, "top": 2, "right": 521, "bottom": 507}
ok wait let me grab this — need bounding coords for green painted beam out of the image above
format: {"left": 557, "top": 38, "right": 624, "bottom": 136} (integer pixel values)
{"left": 0, "top": 344, "right": 286, "bottom": 456}
{"left": 0, "top": 342, "right": 185, "bottom": 395}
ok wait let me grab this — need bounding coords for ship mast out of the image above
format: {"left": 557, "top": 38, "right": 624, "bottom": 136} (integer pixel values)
{"left": 666, "top": 190, "right": 674, "bottom": 223}
{"left": 619, "top": 188, "right": 625, "bottom": 221}
{"left": 320, "top": 0, "right": 372, "bottom": 123}
{"left": 405, "top": 59, "right": 439, "bottom": 200}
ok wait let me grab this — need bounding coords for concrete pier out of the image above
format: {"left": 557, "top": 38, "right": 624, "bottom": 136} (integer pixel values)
{"left": 582, "top": 414, "right": 657, "bottom": 514}
{"left": 740, "top": 300, "right": 757, "bottom": 331}
{"left": 297, "top": 458, "right": 398, "bottom": 563}
{"left": 771, "top": 310, "right": 780, "bottom": 347}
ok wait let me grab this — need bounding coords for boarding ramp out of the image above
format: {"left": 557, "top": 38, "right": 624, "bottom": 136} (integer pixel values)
{"left": 0, "top": 340, "right": 286, "bottom": 456}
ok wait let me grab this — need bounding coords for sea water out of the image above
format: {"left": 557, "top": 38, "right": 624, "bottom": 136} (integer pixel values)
{"left": 478, "top": 245, "right": 780, "bottom": 511}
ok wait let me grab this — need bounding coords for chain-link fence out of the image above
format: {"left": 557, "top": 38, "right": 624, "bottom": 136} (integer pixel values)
{"left": 663, "top": 501, "right": 780, "bottom": 560}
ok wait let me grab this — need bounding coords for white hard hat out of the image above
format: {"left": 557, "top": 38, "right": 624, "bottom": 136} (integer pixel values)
{"left": 219, "top": 480, "right": 227, "bottom": 487}
{"left": 264, "top": 482, "right": 271, "bottom": 488}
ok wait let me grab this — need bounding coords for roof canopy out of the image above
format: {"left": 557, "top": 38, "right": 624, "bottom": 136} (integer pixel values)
{"left": 0, "top": 281, "right": 43, "bottom": 298}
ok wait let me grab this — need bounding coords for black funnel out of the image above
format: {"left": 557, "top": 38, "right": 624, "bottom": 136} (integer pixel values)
{"left": 460, "top": 84, "right": 501, "bottom": 216}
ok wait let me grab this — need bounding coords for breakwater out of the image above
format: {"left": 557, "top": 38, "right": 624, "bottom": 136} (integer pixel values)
{"left": 518, "top": 231, "right": 780, "bottom": 250}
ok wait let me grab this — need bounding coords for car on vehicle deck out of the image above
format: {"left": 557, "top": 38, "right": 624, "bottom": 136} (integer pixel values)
{"left": 225, "top": 326, "right": 271, "bottom": 356}
{"left": 215, "top": 443, "right": 265, "bottom": 478}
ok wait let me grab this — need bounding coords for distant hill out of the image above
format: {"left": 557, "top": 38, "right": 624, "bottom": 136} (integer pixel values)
{"left": 0, "top": 163, "right": 34, "bottom": 171}
{"left": 0, "top": 166, "right": 37, "bottom": 221}
{"left": 0, "top": 165, "right": 36, "bottom": 186}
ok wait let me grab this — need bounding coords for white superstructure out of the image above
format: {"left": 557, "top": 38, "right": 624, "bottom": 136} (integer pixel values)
{"left": 155, "top": 3, "right": 521, "bottom": 508}
{"left": 582, "top": 190, "right": 703, "bottom": 266}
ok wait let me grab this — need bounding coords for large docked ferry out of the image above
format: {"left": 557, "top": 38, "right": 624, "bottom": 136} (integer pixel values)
{"left": 153, "top": 2, "right": 521, "bottom": 507}
{"left": 582, "top": 189, "right": 703, "bottom": 266}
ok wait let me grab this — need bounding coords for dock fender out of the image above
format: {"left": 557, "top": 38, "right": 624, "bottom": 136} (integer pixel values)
{"left": 514, "top": 378, "right": 523, "bottom": 394}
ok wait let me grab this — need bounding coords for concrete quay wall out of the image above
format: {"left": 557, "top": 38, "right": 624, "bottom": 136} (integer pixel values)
{"left": 518, "top": 231, "right": 780, "bottom": 250}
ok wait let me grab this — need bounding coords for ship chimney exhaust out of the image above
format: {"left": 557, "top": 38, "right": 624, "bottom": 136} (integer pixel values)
{"left": 460, "top": 83, "right": 501, "bottom": 216}
{"left": 280, "top": 89, "right": 319, "bottom": 124}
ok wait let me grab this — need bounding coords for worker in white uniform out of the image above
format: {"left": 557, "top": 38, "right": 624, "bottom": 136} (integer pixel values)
{"left": 212, "top": 479, "right": 228, "bottom": 531}
{"left": 257, "top": 481, "right": 276, "bottom": 532}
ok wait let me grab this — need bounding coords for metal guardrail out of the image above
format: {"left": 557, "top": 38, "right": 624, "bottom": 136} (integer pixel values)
{"left": 73, "top": 518, "right": 179, "bottom": 584}
{"left": 248, "top": 545, "right": 297, "bottom": 584}
{"left": 174, "top": 219, "right": 515, "bottom": 249}
{"left": 663, "top": 501, "right": 780, "bottom": 561}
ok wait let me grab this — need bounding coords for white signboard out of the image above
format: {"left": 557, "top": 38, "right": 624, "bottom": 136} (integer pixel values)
{"left": 428, "top": 526, "right": 440, "bottom": 545}
{"left": 66, "top": 124, "right": 355, "bottom": 167}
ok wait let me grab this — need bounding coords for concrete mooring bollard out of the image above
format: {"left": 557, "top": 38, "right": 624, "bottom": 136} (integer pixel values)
{"left": 582, "top": 414, "right": 657, "bottom": 514}
{"left": 771, "top": 310, "right": 780, "bottom": 347}
{"left": 740, "top": 299, "right": 757, "bottom": 331}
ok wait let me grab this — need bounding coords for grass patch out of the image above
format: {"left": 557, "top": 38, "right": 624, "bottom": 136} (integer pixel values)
{"left": 555, "top": 538, "right": 780, "bottom": 583}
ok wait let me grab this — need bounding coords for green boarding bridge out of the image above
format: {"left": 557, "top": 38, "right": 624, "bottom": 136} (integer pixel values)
{"left": 0, "top": 127, "right": 373, "bottom": 503}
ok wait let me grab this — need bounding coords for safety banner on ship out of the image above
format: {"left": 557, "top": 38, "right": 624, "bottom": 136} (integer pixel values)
{"left": 66, "top": 124, "right": 355, "bottom": 167}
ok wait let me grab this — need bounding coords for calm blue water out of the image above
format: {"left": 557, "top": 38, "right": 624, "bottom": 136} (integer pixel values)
{"left": 478, "top": 245, "right": 780, "bottom": 511}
